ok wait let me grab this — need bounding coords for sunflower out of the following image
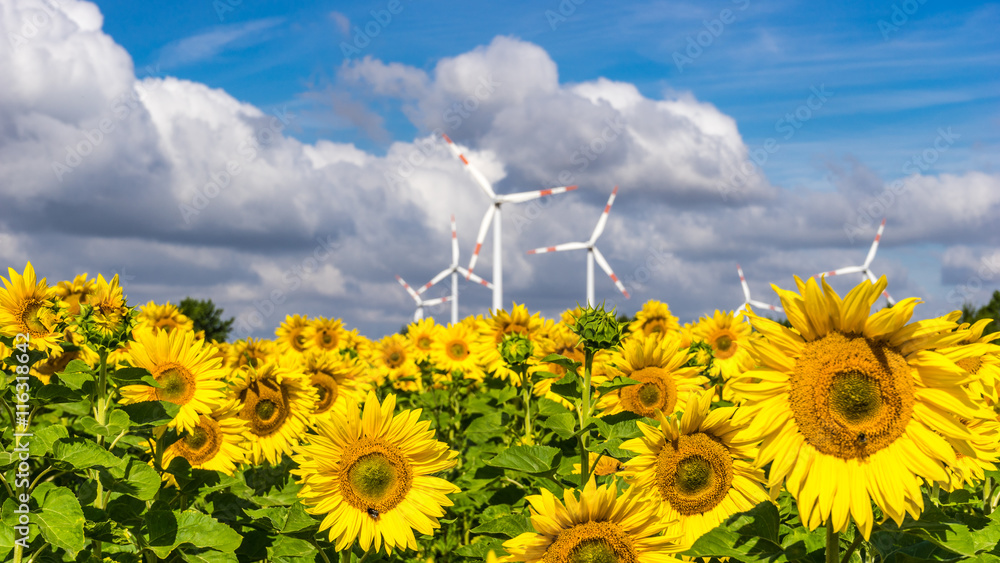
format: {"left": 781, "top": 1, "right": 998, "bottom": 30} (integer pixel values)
{"left": 136, "top": 301, "right": 194, "bottom": 334}
{"left": 477, "top": 304, "right": 549, "bottom": 385}
{"left": 371, "top": 334, "right": 421, "bottom": 392}
{"left": 54, "top": 273, "right": 95, "bottom": 316}
{"left": 729, "top": 276, "right": 996, "bottom": 538}
{"left": 342, "top": 328, "right": 374, "bottom": 360}
{"left": 0, "top": 262, "right": 64, "bottom": 354}
{"left": 294, "top": 350, "right": 366, "bottom": 418}
{"left": 275, "top": 314, "right": 311, "bottom": 355}
{"left": 87, "top": 273, "right": 132, "bottom": 340}
{"left": 291, "top": 391, "right": 459, "bottom": 554}
{"left": 228, "top": 338, "right": 276, "bottom": 373}
{"left": 532, "top": 321, "right": 611, "bottom": 408}
{"left": 159, "top": 405, "right": 249, "bottom": 485}
{"left": 571, "top": 452, "right": 624, "bottom": 476}
{"left": 120, "top": 327, "right": 229, "bottom": 432}
{"left": 430, "top": 322, "right": 485, "bottom": 381}
{"left": 406, "top": 318, "right": 442, "bottom": 363}
{"left": 946, "top": 319, "right": 1000, "bottom": 405}
{"left": 622, "top": 389, "right": 769, "bottom": 548}
{"left": 231, "top": 361, "right": 318, "bottom": 465}
{"left": 595, "top": 333, "right": 708, "bottom": 419}
{"left": 501, "top": 478, "right": 683, "bottom": 563}
{"left": 693, "top": 310, "right": 756, "bottom": 381}
{"left": 940, "top": 417, "right": 1000, "bottom": 492}
{"left": 628, "top": 300, "right": 680, "bottom": 339}
{"left": 304, "top": 317, "right": 348, "bottom": 353}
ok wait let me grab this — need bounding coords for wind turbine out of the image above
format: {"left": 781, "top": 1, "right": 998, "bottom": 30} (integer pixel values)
{"left": 813, "top": 218, "right": 895, "bottom": 306}
{"left": 526, "top": 186, "right": 630, "bottom": 305}
{"left": 416, "top": 215, "right": 494, "bottom": 324}
{"left": 395, "top": 275, "right": 449, "bottom": 322}
{"left": 736, "top": 264, "right": 784, "bottom": 314}
{"left": 441, "top": 133, "right": 578, "bottom": 311}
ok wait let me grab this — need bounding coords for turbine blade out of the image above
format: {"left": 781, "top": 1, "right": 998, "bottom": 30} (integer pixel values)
{"left": 592, "top": 246, "right": 630, "bottom": 298}
{"left": 864, "top": 218, "right": 886, "bottom": 268}
{"left": 497, "top": 185, "right": 578, "bottom": 204}
{"left": 821, "top": 266, "right": 865, "bottom": 277}
{"left": 451, "top": 214, "right": 459, "bottom": 265}
{"left": 737, "top": 264, "right": 752, "bottom": 301}
{"left": 457, "top": 266, "right": 494, "bottom": 289}
{"left": 422, "top": 296, "right": 450, "bottom": 306}
{"left": 395, "top": 275, "right": 420, "bottom": 303}
{"left": 419, "top": 267, "right": 454, "bottom": 295}
{"left": 590, "top": 185, "right": 619, "bottom": 244}
{"left": 526, "top": 241, "right": 589, "bottom": 254}
{"left": 467, "top": 205, "right": 496, "bottom": 278}
{"left": 441, "top": 133, "right": 496, "bottom": 199}
{"left": 750, "top": 299, "right": 784, "bottom": 313}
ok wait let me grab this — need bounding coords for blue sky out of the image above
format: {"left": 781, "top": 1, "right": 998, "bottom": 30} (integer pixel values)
{"left": 1, "top": 0, "right": 999, "bottom": 338}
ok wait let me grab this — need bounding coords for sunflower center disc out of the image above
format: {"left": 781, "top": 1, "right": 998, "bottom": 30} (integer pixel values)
{"left": 712, "top": 332, "right": 739, "bottom": 359}
{"left": 829, "top": 371, "right": 882, "bottom": 424}
{"left": 240, "top": 378, "right": 290, "bottom": 437}
{"left": 715, "top": 335, "right": 733, "bottom": 352}
{"left": 418, "top": 337, "right": 432, "bottom": 350}
{"left": 656, "top": 433, "right": 733, "bottom": 516}
{"left": 185, "top": 426, "right": 209, "bottom": 450}
{"left": 636, "top": 383, "right": 661, "bottom": 407}
{"left": 321, "top": 331, "right": 334, "bottom": 346}
{"left": 957, "top": 357, "right": 982, "bottom": 376}
{"left": 790, "top": 332, "right": 914, "bottom": 459}
{"left": 256, "top": 399, "right": 277, "bottom": 419}
{"left": 155, "top": 365, "right": 195, "bottom": 404}
{"left": 175, "top": 417, "right": 223, "bottom": 464}
{"left": 310, "top": 373, "right": 339, "bottom": 414}
{"left": 294, "top": 334, "right": 306, "bottom": 350}
{"left": 20, "top": 301, "right": 48, "bottom": 334}
{"left": 448, "top": 342, "right": 468, "bottom": 360}
{"left": 349, "top": 455, "right": 398, "bottom": 501}
{"left": 619, "top": 367, "right": 677, "bottom": 418}
{"left": 339, "top": 439, "right": 413, "bottom": 514}
{"left": 544, "top": 521, "right": 637, "bottom": 563}
{"left": 387, "top": 351, "right": 404, "bottom": 368}
{"left": 570, "top": 539, "right": 618, "bottom": 563}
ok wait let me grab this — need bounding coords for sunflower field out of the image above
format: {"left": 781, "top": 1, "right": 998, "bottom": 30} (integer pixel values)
{"left": 3, "top": 262, "right": 1000, "bottom": 563}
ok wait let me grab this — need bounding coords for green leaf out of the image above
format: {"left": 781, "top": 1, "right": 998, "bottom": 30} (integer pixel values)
{"left": 267, "top": 536, "right": 317, "bottom": 560}
{"left": 79, "top": 409, "right": 132, "bottom": 437}
{"left": 535, "top": 398, "right": 571, "bottom": 417}
{"left": 456, "top": 536, "right": 506, "bottom": 559}
{"left": 471, "top": 514, "right": 534, "bottom": 538}
{"left": 31, "top": 482, "right": 86, "bottom": 555}
{"left": 683, "top": 502, "right": 783, "bottom": 561}
{"left": 467, "top": 412, "right": 506, "bottom": 442}
{"left": 542, "top": 413, "right": 577, "bottom": 439}
{"left": 487, "top": 445, "right": 560, "bottom": 473}
{"left": 539, "top": 353, "right": 581, "bottom": 372}
{"left": 35, "top": 383, "right": 84, "bottom": 403}
{"left": 121, "top": 400, "right": 180, "bottom": 426}
{"left": 52, "top": 437, "right": 124, "bottom": 472}
{"left": 146, "top": 509, "right": 243, "bottom": 558}
{"left": 549, "top": 372, "right": 581, "bottom": 401}
{"left": 111, "top": 366, "right": 159, "bottom": 387}
{"left": 54, "top": 360, "right": 94, "bottom": 390}
{"left": 99, "top": 457, "right": 161, "bottom": 501}
{"left": 180, "top": 549, "right": 240, "bottom": 563}
{"left": 26, "top": 424, "right": 69, "bottom": 458}
{"left": 595, "top": 376, "right": 641, "bottom": 393}
{"left": 886, "top": 503, "right": 1000, "bottom": 557}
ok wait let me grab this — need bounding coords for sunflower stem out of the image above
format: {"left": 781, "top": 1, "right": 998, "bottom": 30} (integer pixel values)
{"left": 579, "top": 349, "right": 594, "bottom": 489}
{"left": 522, "top": 375, "right": 533, "bottom": 445}
{"left": 826, "top": 520, "right": 840, "bottom": 563}
{"left": 985, "top": 477, "right": 993, "bottom": 515}
{"left": 840, "top": 529, "right": 863, "bottom": 563}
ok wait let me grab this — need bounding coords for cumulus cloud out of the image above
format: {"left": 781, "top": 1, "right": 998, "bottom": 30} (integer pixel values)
{"left": 1, "top": 0, "right": 998, "bottom": 339}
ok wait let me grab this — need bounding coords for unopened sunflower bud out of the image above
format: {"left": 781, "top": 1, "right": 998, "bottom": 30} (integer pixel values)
{"left": 571, "top": 303, "right": 626, "bottom": 352}
{"left": 498, "top": 333, "right": 534, "bottom": 366}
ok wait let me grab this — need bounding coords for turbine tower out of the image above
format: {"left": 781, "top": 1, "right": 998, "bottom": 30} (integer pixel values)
{"left": 441, "top": 133, "right": 577, "bottom": 311}
{"left": 527, "top": 186, "right": 630, "bottom": 305}
{"left": 813, "top": 218, "right": 895, "bottom": 306}
{"left": 417, "top": 215, "right": 494, "bottom": 324}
